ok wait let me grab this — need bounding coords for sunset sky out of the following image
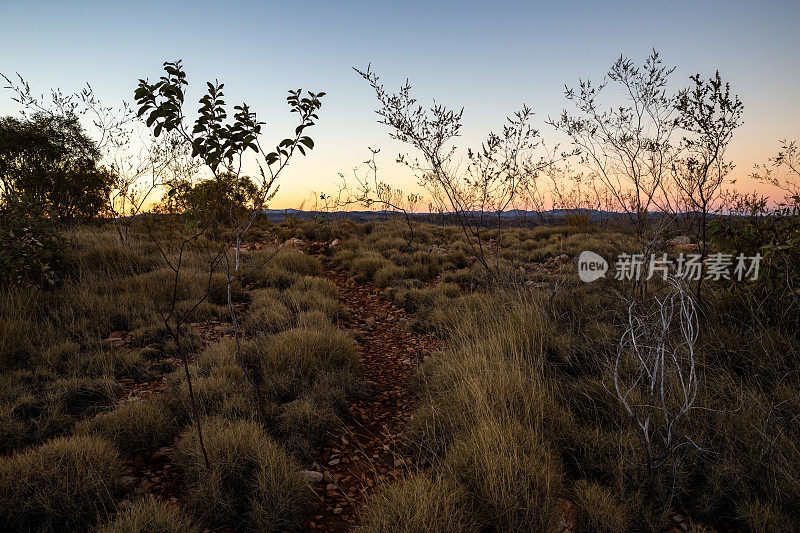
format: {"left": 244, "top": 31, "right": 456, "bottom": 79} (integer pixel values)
{"left": 2, "top": 0, "right": 799, "bottom": 209}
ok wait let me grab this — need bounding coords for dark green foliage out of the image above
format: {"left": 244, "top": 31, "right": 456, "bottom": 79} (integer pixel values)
{"left": 0, "top": 199, "right": 68, "bottom": 286}
{"left": 161, "top": 172, "right": 259, "bottom": 224}
{"left": 135, "top": 58, "right": 323, "bottom": 187}
{"left": 710, "top": 195, "right": 800, "bottom": 330}
{"left": 0, "top": 113, "right": 113, "bottom": 219}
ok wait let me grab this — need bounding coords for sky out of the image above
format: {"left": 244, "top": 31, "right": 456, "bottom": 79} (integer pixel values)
{"left": 1, "top": 0, "right": 799, "bottom": 209}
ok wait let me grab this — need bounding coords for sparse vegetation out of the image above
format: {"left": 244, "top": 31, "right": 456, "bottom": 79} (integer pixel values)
{"left": 1, "top": 42, "right": 798, "bottom": 533}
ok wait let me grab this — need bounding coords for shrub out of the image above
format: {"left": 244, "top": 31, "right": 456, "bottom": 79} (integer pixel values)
{"left": 259, "top": 327, "right": 358, "bottom": 402}
{"left": 0, "top": 435, "right": 122, "bottom": 531}
{"left": 169, "top": 368, "right": 252, "bottom": 420}
{"left": 330, "top": 246, "right": 360, "bottom": 271}
{"left": 294, "top": 309, "right": 332, "bottom": 330}
{"left": 87, "top": 348, "right": 149, "bottom": 380}
{"left": 172, "top": 344, "right": 260, "bottom": 423}
{"left": 272, "top": 248, "right": 323, "bottom": 276}
{"left": 356, "top": 475, "right": 478, "bottom": 533}
{"left": 243, "top": 298, "right": 291, "bottom": 336}
{"left": 0, "top": 288, "right": 38, "bottom": 368}
{"left": 392, "top": 283, "right": 460, "bottom": 315}
{"left": 96, "top": 499, "right": 197, "bottom": 533}
{"left": 407, "top": 251, "right": 441, "bottom": 281}
{"left": 175, "top": 417, "right": 308, "bottom": 530}
{"left": 374, "top": 263, "right": 407, "bottom": 288}
{"left": 240, "top": 264, "right": 299, "bottom": 289}
{"left": 0, "top": 402, "right": 29, "bottom": 454}
{"left": 37, "top": 344, "right": 147, "bottom": 381}
{"left": 571, "top": 480, "right": 633, "bottom": 533}
{"left": 291, "top": 275, "right": 338, "bottom": 299}
{"left": 444, "top": 422, "right": 563, "bottom": 531}
{"left": 280, "top": 285, "right": 342, "bottom": 322}
{"left": 161, "top": 328, "right": 203, "bottom": 357}
{"left": 350, "top": 252, "right": 390, "bottom": 282}
{"left": 122, "top": 268, "right": 205, "bottom": 308}
{"left": 709, "top": 195, "right": 800, "bottom": 331}
{"left": 174, "top": 299, "right": 227, "bottom": 322}
{"left": 276, "top": 395, "right": 341, "bottom": 455}
{"left": 247, "top": 284, "right": 342, "bottom": 334}
{"left": 74, "top": 396, "right": 180, "bottom": 455}
{"left": 196, "top": 338, "right": 238, "bottom": 372}
{"left": 736, "top": 498, "right": 799, "bottom": 533}
{"left": 366, "top": 234, "right": 408, "bottom": 252}
{"left": 71, "top": 242, "right": 153, "bottom": 278}
{"left": 0, "top": 200, "right": 68, "bottom": 287}
{"left": 694, "top": 382, "right": 800, "bottom": 521}
{"left": 49, "top": 376, "right": 118, "bottom": 417}
{"left": 130, "top": 323, "right": 171, "bottom": 348}
{"left": 207, "top": 273, "right": 249, "bottom": 305}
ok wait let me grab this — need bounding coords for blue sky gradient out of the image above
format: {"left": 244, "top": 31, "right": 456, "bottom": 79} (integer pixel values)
{"left": 2, "top": 0, "right": 798, "bottom": 207}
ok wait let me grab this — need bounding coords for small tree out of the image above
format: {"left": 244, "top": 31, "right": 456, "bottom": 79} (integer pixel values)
{"left": 674, "top": 71, "right": 743, "bottom": 298}
{"left": 162, "top": 172, "right": 260, "bottom": 228}
{"left": 356, "top": 65, "right": 560, "bottom": 277}
{"left": 135, "top": 60, "right": 324, "bottom": 463}
{"left": 0, "top": 113, "right": 114, "bottom": 219}
{"left": 550, "top": 50, "right": 678, "bottom": 247}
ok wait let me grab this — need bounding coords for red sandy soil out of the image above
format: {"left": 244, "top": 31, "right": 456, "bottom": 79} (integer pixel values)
{"left": 104, "top": 244, "right": 437, "bottom": 531}
{"left": 103, "top": 242, "right": 703, "bottom": 532}
{"left": 302, "top": 268, "right": 437, "bottom": 532}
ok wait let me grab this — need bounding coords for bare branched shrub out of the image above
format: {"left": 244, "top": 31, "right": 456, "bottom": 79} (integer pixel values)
{"left": 673, "top": 71, "right": 743, "bottom": 297}
{"left": 336, "top": 148, "right": 421, "bottom": 246}
{"left": 550, "top": 50, "right": 678, "bottom": 256}
{"left": 613, "top": 277, "right": 699, "bottom": 500}
{"left": 752, "top": 139, "right": 800, "bottom": 201}
{"left": 356, "top": 65, "right": 563, "bottom": 277}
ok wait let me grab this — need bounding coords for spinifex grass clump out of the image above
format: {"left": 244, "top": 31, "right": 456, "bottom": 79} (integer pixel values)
{"left": 176, "top": 417, "right": 308, "bottom": 530}
{"left": 96, "top": 499, "right": 198, "bottom": 533}
{"left": 0, "top": 435, "right": 122, "bottom": 531}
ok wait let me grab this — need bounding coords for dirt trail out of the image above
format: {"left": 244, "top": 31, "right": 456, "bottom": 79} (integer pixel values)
{"left": 105, "top": 244, "right": 436, "bottom": 530}
{"left": 303, "top": 268, "right": 437, "bottom": 532}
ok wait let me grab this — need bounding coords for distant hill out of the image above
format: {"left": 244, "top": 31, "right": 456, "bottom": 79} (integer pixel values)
{"left": 260, "top": 208, "right": 636, "bottom": 225}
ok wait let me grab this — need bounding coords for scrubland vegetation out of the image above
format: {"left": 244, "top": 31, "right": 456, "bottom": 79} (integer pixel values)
{"left": 321, "top": 216, "right": 800, "bottom": 532}
{"left": 2, "top": 211, "right": 797, "bottom": 531}
{"left": 1, "top": 49, "right": 799, "bottom": 532}
{"left": 0, "top": 222, "right": 359, "bottom": 531}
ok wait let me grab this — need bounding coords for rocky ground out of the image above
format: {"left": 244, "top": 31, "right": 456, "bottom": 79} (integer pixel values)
{"left": 301, "top": 268, "right": 437, "bottom": 532}
{"left": 99, "top": 243, "right": 438, "bottom": 531}
{"left": 98, "top": 239, "right": 710, "bottom": 532}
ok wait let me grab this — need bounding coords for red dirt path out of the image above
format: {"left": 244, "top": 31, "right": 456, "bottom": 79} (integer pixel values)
{"left": 302, "top": 268, "right": 437, "bottom": 532}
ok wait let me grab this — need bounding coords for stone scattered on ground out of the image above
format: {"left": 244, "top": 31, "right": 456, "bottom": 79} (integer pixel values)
{"left": 668, "top": 235, "right": 692, "bottom": 246}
